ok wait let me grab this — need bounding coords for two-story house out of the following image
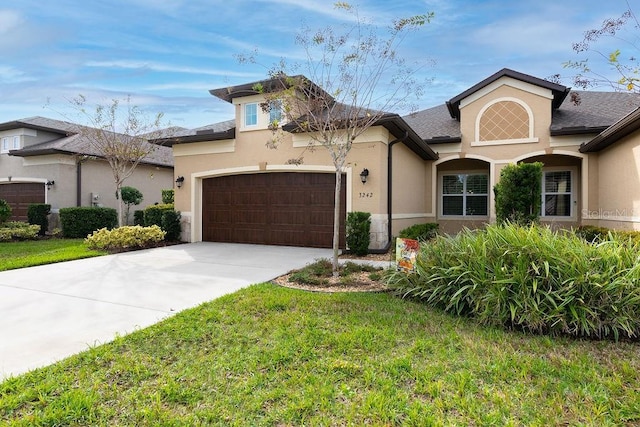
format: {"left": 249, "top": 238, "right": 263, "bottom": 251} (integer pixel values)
{"left": 156, "top": 68, "right": 640, "bottom": 249}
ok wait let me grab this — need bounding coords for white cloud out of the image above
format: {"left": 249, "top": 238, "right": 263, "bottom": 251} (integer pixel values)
{"left": 0, "top": 9, "right": 22, "bottom": 34}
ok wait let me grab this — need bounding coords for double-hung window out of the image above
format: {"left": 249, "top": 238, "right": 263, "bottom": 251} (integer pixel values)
{"left": 244, "top": 103, "right": 258, "bottom": 127}
{"left": 441, "top": 173, "right": 489, "bottom": 216}
{"left": 1, "top": 137, "right": 9, "bottom": 153}
{"left": 542, "top": 170, "right": 572, "bottom": 217}
{"left": 12, "top": 136, "right": 19, "bottom": 149}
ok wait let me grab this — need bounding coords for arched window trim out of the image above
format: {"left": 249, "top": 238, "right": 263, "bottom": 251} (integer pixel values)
{"left": 472, "top": 97, "right": 538, "bottom": 146}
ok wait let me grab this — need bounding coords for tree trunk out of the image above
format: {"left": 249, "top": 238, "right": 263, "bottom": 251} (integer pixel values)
{"left": 332, "top": 169, "right": 342, "bottom": 277}
{"left": 116, "top": 185, "right": 124, "bottom": 227}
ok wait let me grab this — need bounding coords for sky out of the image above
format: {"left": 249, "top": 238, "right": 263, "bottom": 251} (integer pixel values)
{"left": 0, "top": 0, "right": 636, "bottom": 130}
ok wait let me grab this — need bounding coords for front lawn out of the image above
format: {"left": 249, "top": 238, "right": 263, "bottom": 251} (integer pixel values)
{"left": 1, "top": 284, "right": 638, "bottom": 425}
{"left": 0, "top": 239, "right": 107, "bottom": 271}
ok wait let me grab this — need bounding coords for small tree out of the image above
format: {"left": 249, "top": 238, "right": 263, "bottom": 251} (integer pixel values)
{"left": 68, "top": 95, "right": 169, "bottom": 226}
{"left": 494, "top": 162, "right": 543, "bottom": 225}
{"left": 244, "top": 3, "right": 432, "bottom": 276}
{"left": 121, "top": 186, "right": 143, "bottom": 225}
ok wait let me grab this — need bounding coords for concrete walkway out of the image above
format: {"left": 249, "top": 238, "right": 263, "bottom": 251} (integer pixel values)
{"left": 0, "top": 242, "right": 331, "bottom": 379}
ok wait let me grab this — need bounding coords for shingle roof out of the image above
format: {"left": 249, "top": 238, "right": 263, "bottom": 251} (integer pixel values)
{"left": 403, "top": 105, "right": 461, "bottom": 143}
{"left": 152, "top": 120, "right": 236, "bottom": 146}
{"left": 404, "top": 91, "right": 640, "bottom": 142}
{"left": 580, "top": 107, "right": 640, "bottom": 152}
{"left": 5, "top": 116, "right": 174, "bottom": 167}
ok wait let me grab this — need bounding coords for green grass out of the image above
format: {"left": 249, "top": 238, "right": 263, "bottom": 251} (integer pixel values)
{"left": 2, "top": 284, "right": 639, "bottom": 425}
{"left": 0, "top": 239, "right": 107, "bottom": 271}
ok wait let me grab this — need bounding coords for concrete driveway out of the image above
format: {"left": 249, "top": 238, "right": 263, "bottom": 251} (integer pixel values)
{"left": 0, "top": 242, "right": 331, "bottom": 379}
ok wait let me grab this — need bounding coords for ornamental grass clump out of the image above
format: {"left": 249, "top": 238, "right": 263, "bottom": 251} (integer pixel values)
{"left": 387, "top": 223, "right": 640, "bottom": 340}
{"left": 85, "top": 225, "right": 166, "bottom": 252}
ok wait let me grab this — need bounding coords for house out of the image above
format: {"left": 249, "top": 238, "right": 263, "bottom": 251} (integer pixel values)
{"left": 157, "top": 68, "right": 640, "bottom": 249}
{"left": 0, "top": 116, "right": 174, "bottom": 225}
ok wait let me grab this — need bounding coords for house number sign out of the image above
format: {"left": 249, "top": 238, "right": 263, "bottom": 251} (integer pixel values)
{"left": 358, "top": 192, "right": 374, "bottom": 198}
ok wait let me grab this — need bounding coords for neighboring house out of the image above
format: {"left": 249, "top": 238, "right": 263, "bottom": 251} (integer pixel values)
{"left": 154, "top": 68, "right": 640, "bottom": 249}
{"left": 0, "top": 116, "right": 174, "bottom": 225}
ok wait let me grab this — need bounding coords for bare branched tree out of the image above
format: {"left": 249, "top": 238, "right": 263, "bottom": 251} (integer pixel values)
{"left": 243, "top": 3, "right": 433, "bottom": 275}
{"left": 69, "top": 95, "right": 169, "bottom": 226}
{"left": 564, "top": 2, "right": 640, "bottom": 95}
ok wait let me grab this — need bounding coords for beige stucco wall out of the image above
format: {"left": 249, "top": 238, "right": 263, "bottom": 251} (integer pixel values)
{"left": 172, "top": 116, "right": 429, "bottom": 247}
{"left": 585, "top": 131, "right": 640, "bottom": 230}
{"left": 432, "top": 77, "right": 590, "bottom": 233}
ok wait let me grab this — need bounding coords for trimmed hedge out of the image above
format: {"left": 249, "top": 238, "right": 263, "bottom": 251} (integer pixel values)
{"left": 59, "top": 207, "right": 118, "bottom": 238}
{"left": 162, "top": 189, "right": 174, "bottom": 204}
{"left": 85, "top": 225, "right": 166, "bottom": 251}
{"left": 389, "top": 223, "right": 640, "bottom": 341}
{"left": 133, "top": 210, "right": 145, "bottom": 226}
{"left": 144, "top": 204, "right": 174, "bottom": 228}
{"left": 27, "top": 203, "right": 51, "bottom": 236}
{"left": 162, "top": 209, "right": 182, "bottom": 242}
{"left": 398, "top": 223, "right": 439, "bottom": 241}
{"left": 346, "top": 211, "right": 371, "bottom": 256}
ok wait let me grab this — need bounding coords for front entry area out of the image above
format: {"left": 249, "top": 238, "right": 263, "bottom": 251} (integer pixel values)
{"left": 201, "top": 172, "right": 346, "bottom": 248}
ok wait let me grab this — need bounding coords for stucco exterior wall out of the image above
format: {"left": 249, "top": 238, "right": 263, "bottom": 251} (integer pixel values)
{"left": 587, "top": 132, "right": 640, "bottom": 230}
{"left": 172, "top": 121, "right": 420, "bottom": 246}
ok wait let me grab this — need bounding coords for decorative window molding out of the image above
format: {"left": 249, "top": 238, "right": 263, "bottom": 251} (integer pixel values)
{"left": 473, "top": 97, "right": 538, "bottom": 146}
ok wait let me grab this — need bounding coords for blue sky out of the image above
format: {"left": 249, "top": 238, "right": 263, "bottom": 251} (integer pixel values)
{"left": 0, "top": 0, "right": 635, "bottom": 130}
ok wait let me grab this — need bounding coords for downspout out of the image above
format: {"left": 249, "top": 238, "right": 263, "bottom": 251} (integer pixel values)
{"left": 369, "top": 131, "right": 409, "bottom": 254}
{"left": 76, "top": 158, "right": 82, "bottom": 206}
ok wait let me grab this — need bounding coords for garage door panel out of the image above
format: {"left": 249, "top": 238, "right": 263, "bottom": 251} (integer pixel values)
{"left": 202, "top": 172, "right": 345, "bottom": 248}
{"left": 0, "top": 183, "right": 45, "bottom": 221}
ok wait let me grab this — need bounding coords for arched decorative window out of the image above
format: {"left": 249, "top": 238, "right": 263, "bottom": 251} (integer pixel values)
{"left": 474, "top": 98, "right": 536, "bottom": 145}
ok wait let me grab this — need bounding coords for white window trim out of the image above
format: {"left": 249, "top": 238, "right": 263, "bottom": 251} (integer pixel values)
{"left": 12, "top": 136, "right": 20, "bottom": 150}
{"left": 438, "top": 170, "right": 490, "bottom": 219}
{"left": 243, "top": 102, "right": 258, "bottom": 128}
{"left": 472, "top": 97, "right": 538, "bottom": 146}
{"left": 541, "top": 167, "right": 577, "bottom": 221}
{"left": 1, "top": 137, "right": 9, "bottom": 153}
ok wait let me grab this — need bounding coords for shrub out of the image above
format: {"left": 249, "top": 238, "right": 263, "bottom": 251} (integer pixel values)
{"left": 398, "top": 223, "right": 439, "bottom": 241}
{"left": 27, "top": 203, "right": 51, "bottom": 236}
{"left": 388, "top": 223, "right": 640, "bottom": 341}
{"left": 121, "top": 186, "right": 143, "bottom": 225}
{"left": 576, "top": 225, "right": 640, "bottom": 245}
{"left": 85, "top": 225, "right": 166, "bottom": 251}
{"left": 59, "top": 207, "right": 118, "bottom": 238}
{"left": 0, "top": 199, "right": 11, "bottom": 223}
{"left": 144, "top": 204, "right": 174, "bottom": 228}
{"left": 346, "top": 211, "right": 371, "bottom": 256}
{"left": 133, "top": 210, "right": 145, "bottom": 226}
{"left": 494, "top": 162, "right": 543, "bottom": 225}
{"left": 162, "top": 209, "right": 182, "bottom": 241}
{"left": 0, "top": 221, "right": 40, "bottom": 241}
{"left": 162, "top": 189, "right": 174, "bottom": 204}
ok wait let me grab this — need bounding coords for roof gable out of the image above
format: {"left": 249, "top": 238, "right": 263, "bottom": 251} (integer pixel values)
{"left": 445, "top": 68, "right": 570, "bottom": 120}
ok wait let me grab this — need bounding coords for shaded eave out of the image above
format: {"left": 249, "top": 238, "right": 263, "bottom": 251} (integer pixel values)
{"left": 152, "top": 128, "right": 236, "bottom": 147}
{"left": 10, "top": 147, "right": 173, "bottom": 169}
{"left": 0, "top": 120, "right": 71, "bottom": 136}
{"left": 580, "top": 107, "right": 640, "bottom": 153}
{"left": 209, "top": 75, "right": 332, "bottom": 104}
{"left": 446, "top": 68, "right": 571, "bottom": 120}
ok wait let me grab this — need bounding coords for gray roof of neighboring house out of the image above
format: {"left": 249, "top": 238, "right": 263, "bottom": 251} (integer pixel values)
{"left": 4, "top": 116, "right": 174, "bottom": 168}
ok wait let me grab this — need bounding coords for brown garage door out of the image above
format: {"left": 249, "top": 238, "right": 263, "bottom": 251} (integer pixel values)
{"left": 0, "top": 183, "right": 45, "bottom": 222}
{"left": 202, "top": 172, "right": 346, "bottom": 248}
